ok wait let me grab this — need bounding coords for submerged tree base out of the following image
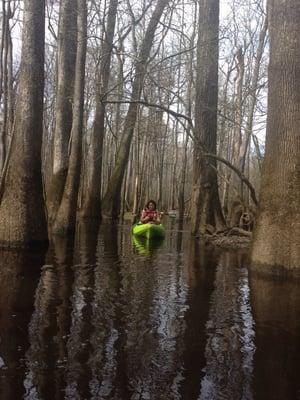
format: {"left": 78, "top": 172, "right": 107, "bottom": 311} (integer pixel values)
{"left": 0, "top": 238, "right": 49, "bottom": 250}
{"left": 251, "top": 262, "right": 300, "bottom": 280}
{"left": 250, "top": 262, "right": 300, "bottom": 280}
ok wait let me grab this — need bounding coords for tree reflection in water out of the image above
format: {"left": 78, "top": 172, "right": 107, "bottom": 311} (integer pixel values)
{"left": 250, "top": 271, "right": 300, "bottom": 400}
{"left": 24, "top": 236, "right": 75, "bottom": 400}
{"left": 199, "top": 251, "right": 255, "bottom": 400}
{"left": 1, "top": 224, "right": 299, "bottom": 399}
{"left": 0, "top": 250, "right": 45, "bottom": 400}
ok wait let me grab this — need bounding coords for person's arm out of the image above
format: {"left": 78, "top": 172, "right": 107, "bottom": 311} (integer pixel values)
{"left": 141, "top": 210, "right": 150, "bottom": 223}
{"left": 154, "top": 211, "right": 162, "bottom": 224}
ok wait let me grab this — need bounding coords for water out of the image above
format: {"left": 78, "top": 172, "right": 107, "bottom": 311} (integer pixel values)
{"left": 0, "top": 222, "right": 299, "bottom": 400}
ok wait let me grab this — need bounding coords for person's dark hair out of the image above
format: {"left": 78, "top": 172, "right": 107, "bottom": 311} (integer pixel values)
{"left": 145, "top": 200, "right": 157, "bottom": 210}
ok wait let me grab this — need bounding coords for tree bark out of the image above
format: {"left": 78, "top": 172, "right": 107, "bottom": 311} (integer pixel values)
{"left": 190, "top": 0, "right": 226, "bottom": 235}
{"left": 223, "top": 47, "right": 245, "bottom": 214}
{"left": 79, "top": 0, "right": 118, "bottom": 219}
{"left": 178, "top": 4, "right": 197, "bottom": 224}
{"left": 47, "top": 0, "right": 77, "bottom": 222}
{"left": 0, "top": 0, "right": 12, "bottom": 171}
{"left": 251, "top": 0, "right": 300, "bottom": 273}
{"left": 101, "top": 0, "right": 170, "bottom": 219}
{"left": 239, "top": 17, "right": 268, "bottom": 202}
{"left": 0, "top": 0, "right": 48, "bottom": 248}
{"left": 53, "top": 0, "right": 87, "bottom": 234}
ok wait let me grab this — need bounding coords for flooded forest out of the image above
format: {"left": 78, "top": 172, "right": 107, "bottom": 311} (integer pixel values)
{"left": 0, "top": 0, "right": 299, "bottom": 399}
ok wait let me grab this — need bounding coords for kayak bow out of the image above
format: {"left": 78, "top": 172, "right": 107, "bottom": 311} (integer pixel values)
{"left": 132, "top": 223, "right": 165, "bottom": 239}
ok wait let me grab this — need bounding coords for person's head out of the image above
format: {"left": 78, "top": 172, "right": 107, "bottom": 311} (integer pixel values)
{"left": 146, "top": 200, "right": 157, "bottom": 210}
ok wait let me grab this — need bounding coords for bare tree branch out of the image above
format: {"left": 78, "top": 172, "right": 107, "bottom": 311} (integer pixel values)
{"left": 104, "top": 98, "right": 259, "bottom": 206}
{"left": 203, "top": 153, "right": 259, "bottom": 205}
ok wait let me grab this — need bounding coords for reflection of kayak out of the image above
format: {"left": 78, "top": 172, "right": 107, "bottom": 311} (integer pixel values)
{"left": 133, "top": 235, "right": 164, "bottom": 256}
{"left": 132, "top": 222, "right": 165, "bottom": 239}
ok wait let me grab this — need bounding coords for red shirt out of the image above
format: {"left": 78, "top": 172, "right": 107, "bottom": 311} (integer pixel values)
{"left": 141, "top": 208, "right": 158, "bottom": 221}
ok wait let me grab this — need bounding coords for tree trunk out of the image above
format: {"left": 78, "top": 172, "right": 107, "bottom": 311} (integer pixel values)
{"left": 178, "top": 4, "right": 196, "bottom": 223}
{"left": 239, "top": 17, "right": 268, "bottom": 202}
{"left": 53, "top": 0, "right": 87, "bottom": 234}
{"left": 0, "top": 0, "right": 10, "bottom": 171}
{"left": 251, "top": 0, "right": 300, "bottom": 273}
{"left": 79, "top": 0, "right": 118, "bottom": 219}
{"left": 0, "top": 0, "right": 48, "bottom": 248}
{"left": 47, "top": 0, "right": 77, "bottom": 222}
{"left": 223, "top": 47, "right": 245, "bottom": 214}
{"left": 101, "top": 0, "right": 170, "bottom": 219}
{"left": 190, "top": 0, "right": 226, "bottom": 235}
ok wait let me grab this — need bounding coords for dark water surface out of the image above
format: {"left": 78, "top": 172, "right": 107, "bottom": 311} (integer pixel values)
{"left": 0, "top": 222, "right": 299, "bottom": 400}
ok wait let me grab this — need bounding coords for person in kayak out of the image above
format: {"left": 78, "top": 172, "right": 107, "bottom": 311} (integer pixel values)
{"left": 141, "top": 200, "right": 163, "bottom": 224}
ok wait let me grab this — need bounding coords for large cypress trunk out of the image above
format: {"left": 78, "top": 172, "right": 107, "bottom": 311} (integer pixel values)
{"left": 0, "top": 0, "right": 48, "bottom": 248}
{"left": 53, "top": 0, "right": 87, "bottom": 234}
{"left": 47, "top": 0, "right": 77, "bottom": 222}
{"left": 251, "top": 0, "right": 300, "bottom": 273}
{"left": 190, "top": 0, "right": 225, "bottom": 235}
{"left": 101, "top": 0, "right": 170, "bottom": 220}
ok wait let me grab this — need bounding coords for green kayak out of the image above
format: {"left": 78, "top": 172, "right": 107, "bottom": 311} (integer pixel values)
{"left": 132, "top": 222, "right": 165, "bottom": 239}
